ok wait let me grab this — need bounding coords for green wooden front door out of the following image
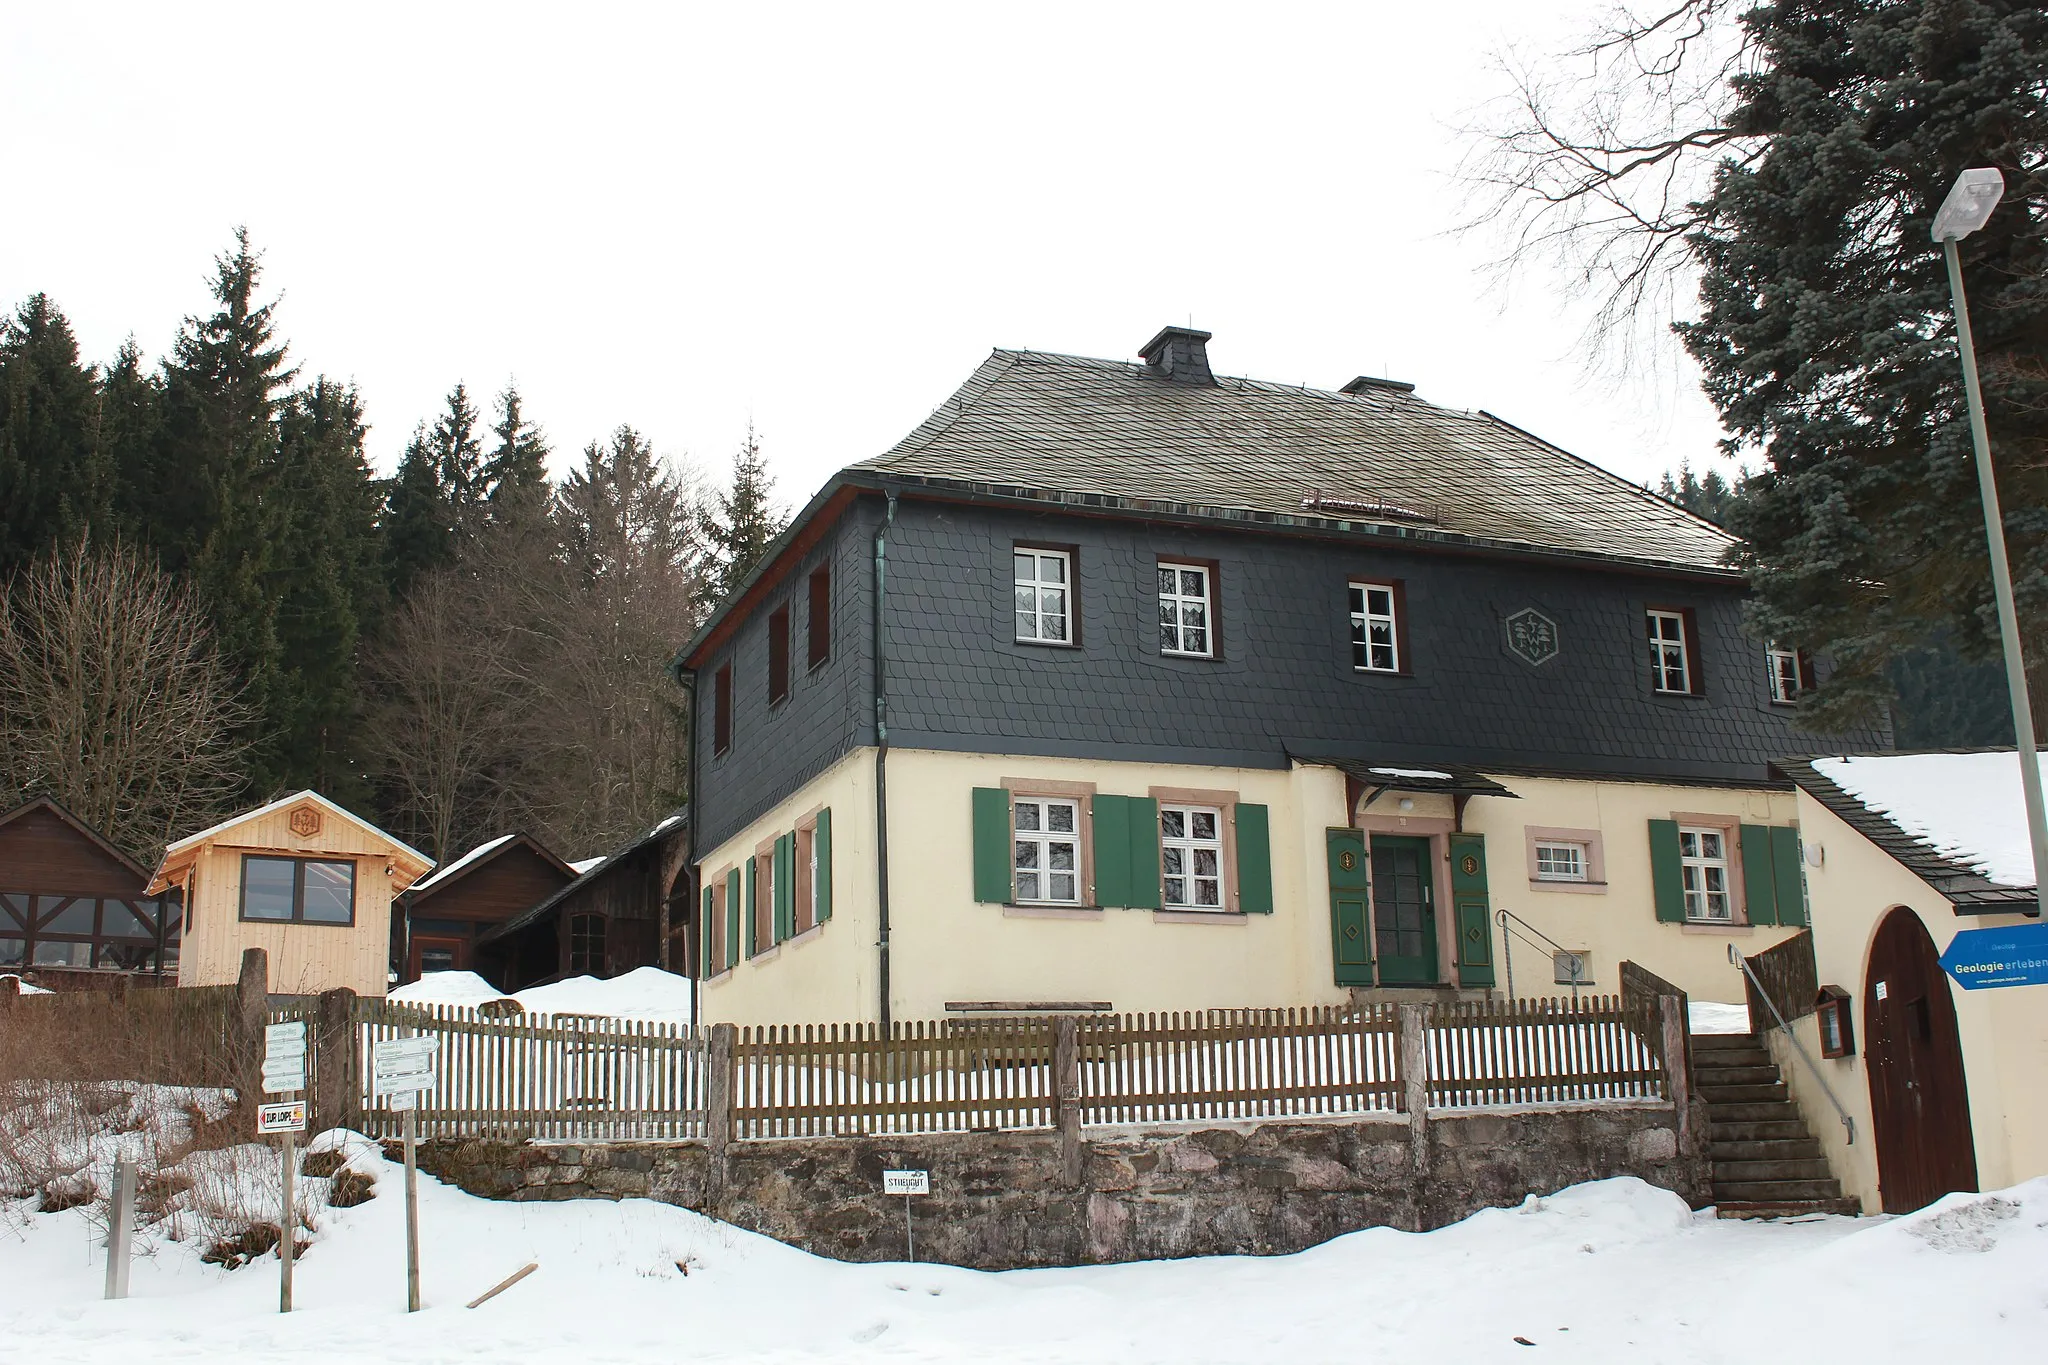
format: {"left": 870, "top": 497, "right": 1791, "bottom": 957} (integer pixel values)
{"left": 1371, "top": 835, "right": 1438, "bottom": 985}
{"left": 1448, "top": 832, "right": 1495, "bottom": 988}
{"left": 1326, "top": 828, "right": 1372, "bottom": 986}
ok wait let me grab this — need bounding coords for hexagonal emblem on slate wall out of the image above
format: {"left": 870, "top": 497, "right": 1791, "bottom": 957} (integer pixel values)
{"left": 288, "top": 804, "right": 323, "bottom": 838}
{"left": 1504, "top": 608, "right": 1560, "bottom": 667}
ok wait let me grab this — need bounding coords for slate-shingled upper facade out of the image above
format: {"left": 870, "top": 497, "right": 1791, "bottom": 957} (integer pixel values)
{"left": 675, "top": 327, "right": 1886, "bottom": 1023}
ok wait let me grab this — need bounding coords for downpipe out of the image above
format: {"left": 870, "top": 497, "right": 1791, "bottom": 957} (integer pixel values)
{"left": 874, "top": 493, "right": 898, "bottom": 1032}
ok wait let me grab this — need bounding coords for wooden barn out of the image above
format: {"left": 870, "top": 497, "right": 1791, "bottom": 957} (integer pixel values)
{"left": 394, "top": 833, "right": 582, "bottom": 988}
{"left": 476, "top": 810, "right": 690, "bottom": 992}
{"left": 0, "top": 798, "right": 182, "bottom": 989}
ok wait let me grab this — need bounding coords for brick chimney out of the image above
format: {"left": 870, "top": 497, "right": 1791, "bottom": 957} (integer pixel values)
{"left": 1139, "top": 326, "right": 1216, "bottom": 386}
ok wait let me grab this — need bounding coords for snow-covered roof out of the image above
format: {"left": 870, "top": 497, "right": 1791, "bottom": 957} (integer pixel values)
{"left": 570, "top": 857, "right": 605, "bottom": 874}
{"left": 409, "top": 835, "right": 516, "bottom": 894}
{"left": 1788, "top": 751, "right": 2045, "bottom": 905}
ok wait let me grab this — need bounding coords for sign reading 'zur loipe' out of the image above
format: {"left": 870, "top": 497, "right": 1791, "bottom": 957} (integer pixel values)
{"left": 1939, "top": 921, "right": 2048, "bottom": 990}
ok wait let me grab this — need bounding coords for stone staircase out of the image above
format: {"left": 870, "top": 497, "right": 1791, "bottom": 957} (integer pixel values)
{"left": 1693, "top": 1033, "right": 1859, "bottom": 1218}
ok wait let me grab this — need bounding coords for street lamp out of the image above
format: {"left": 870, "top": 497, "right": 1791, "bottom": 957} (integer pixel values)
{"left": 1933, "top": 167, "right": 2048, "bottom": 918}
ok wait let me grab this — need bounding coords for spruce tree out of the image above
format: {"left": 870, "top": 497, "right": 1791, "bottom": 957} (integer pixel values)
{"left": 96, "top": 339, "right": 166, "bottom": 550}
{"left": 382, "top": 427, "right": 452, "bottom": 603}
{"left": 1655, "top": 461, "right": 1742, "bottom": 528}
{"left": 0, "top": 295, "right": 109, "bottom": 576}
{"left": 430, "top": 383, "right": 488, "bottom": 537}
{"left": 483, "top": 384, "right": 552, "bottom": 527}
{"left": 154, "top": 229, "right": 297, "bottom": 789}
{"left": 271, "top": 377, "right": 385, "bottom": 801}
{"left": 1677, "top": 0, "right": 2048, "bottom": 728}
{"left": 697, "top": 424, "right": 787, "bottom": 609}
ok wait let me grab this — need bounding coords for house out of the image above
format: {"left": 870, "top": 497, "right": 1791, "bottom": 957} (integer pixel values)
{"left": 144, "top": 790, "right": 432, "bottom": 997}
{"left": 671, "top": 326, "right": 1889, "bottom": 1027}
{"left": 0, "top": 798, "right": 182, "bottom": 990}
{"left": 476, "top": 810, "right": 690, "bottom": 992}
{"left": 392, "top": 833, "right": 582, "bottom": 987}
{"left": 1770, "top": 750, "right": 2048, "bottom": 1213}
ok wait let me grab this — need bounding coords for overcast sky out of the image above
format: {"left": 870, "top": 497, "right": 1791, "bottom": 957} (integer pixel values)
{"left": 6, "top": 1, "right": 1736, "bottom": 507}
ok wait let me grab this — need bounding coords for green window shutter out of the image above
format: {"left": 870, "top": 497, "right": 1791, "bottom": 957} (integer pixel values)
{"left": 701, "top": 885, "right": 715, "bottom": 979}
{"left": 1648, "top": 820, "right": 1685, "bottom": 923}
{"left": 1235, "top": 802, "right": 1273, "bottom": 914}
{"left": 745, "top": 859, "right": 760, "bottom": 954}
{"left": 1739, "top": 824, "right": 1778, "bottom": 927}
{"left": 1447, "top": 831, "right": 1494, "bottom": 987}
{"left": 1127, "top": 796, "right": 1161, "bottom": 910}
{"left": 724, "top": 868, "right": 740, "bottom": 969}
{"left": 1770, "top": 826, "right": 1806, "bottom": 927}
{"left": 971, "top": 787, "right": 1013, "bottom": 903}
{"left": 814, "top": 809, "right": 833, "bottom": 922}
{"left": 1092, "top": 794, "right": 1132, "bottom": 907}
{"left": 774, "top": 833, "right": 794, "bottom": 940}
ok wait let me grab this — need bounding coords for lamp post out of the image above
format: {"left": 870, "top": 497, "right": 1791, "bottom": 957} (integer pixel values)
{"left": 1933, "top": 167, "right": 2048, "bottom": 918}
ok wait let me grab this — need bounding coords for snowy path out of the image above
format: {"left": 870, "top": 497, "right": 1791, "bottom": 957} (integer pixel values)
{"left": 2, "top": 1139, "right": 2040, "bottom": 1364}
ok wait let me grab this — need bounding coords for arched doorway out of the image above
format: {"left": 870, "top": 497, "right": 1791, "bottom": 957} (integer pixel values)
{"left": 1864, "top": 907, "right": 1977, "bottom": 1213}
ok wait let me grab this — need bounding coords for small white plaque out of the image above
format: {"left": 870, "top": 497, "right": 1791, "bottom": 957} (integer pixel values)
{"left": 1874, "top": 979, "right": 1888, "bottom": 1002}
{"left": 882, "top": 1169, "right": 930, "bottom": 1196}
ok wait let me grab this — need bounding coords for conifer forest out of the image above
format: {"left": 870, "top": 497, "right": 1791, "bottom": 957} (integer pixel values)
{"left": 0, "top": 231, "right": 786, "bottom": 864}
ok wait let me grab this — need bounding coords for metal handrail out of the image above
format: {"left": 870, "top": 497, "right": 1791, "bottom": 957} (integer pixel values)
{"left": 1496, "top": 907, "right": 1587, "bottom": 1002}
{"left": 1727, "top": 944, "right": 1855, "bottom": 1145}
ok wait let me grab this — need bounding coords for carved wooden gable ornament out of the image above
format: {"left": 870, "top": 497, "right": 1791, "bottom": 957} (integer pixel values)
{"left": 288, "top": 804, "right": 323, "bottom": 838}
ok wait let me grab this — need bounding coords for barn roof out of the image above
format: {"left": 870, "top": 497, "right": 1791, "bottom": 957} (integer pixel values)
{"left": 475, "top": 809, "right": 689, "bottom": 946}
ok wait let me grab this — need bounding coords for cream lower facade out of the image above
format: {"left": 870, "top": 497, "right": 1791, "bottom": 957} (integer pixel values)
{"left": 1766, "top": 790, "right": 2048, "bottom": 1213}
{"left": 697, "top": 748, "right": 1807, "bottom": 1027}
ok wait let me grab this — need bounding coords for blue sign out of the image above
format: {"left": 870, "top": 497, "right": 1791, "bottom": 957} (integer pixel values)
{"left": 1939, "top": 921, "right": 2048, "bottom": 990}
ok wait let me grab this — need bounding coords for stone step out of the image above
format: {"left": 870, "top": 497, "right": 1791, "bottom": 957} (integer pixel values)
{"left": 1715, "top": 1178, "right": 1847, "bottom": 1203}
{"left": 1716, "top": 1198, "right": 1862, "bottom": 1220}
{"left": 1695, "top": 1064, "right": 1781, "bottom": 1087}
{"left": 1696, "top": 1082, "right": 1789, "bottom": 1105}
{"left": 1696, "top": 1051, "right": 1774, "bottom": 1071}
{"left": 1709, "top": 1137, "right": 1822, "bottom": 1162}
{"left": 1711, "top": 1119, "right": 1811, "bottom": 1143}
{"left": 1704, "top": 1101, "right": 1804, "bottom": 1124}
{"left": 1713, "top": 1157, "right": 1836, "bottom": 1183}
{"left": 1690, "top": 1032, "right": 1762, "bottom": 1050}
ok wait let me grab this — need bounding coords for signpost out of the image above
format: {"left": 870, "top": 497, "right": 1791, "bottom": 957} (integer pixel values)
{"left": 882, "top": 1169, "right": 930, "bottom": 1262}
{"left": 1939, "top": 921, "right": 2048, "bottom": 990}
{"left": 261, "top": 1022, "right": 308, "bottom": 1312}
{"left": 373, "top": 1034, "right": 440, "bottom": 1312}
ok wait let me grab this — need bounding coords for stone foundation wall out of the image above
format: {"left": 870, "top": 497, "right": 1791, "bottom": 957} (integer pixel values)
{"left": 402, "top": 1099, "right": 1700, "bottom": 1269}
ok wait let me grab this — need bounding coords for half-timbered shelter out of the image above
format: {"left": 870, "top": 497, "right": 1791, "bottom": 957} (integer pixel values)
{"left": 0, "top": 798, "right": 182, "bottom": 989}
{"left": 393, "top": 833, "right": 581, "bottom": 987}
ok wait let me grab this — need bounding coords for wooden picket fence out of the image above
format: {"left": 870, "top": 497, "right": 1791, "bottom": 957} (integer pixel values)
{"left": 1426, "top": 996, "right": 1664, "bottom": 1108}
{"left": 335, "top": 994, "right": 1674, "bottom": 1141}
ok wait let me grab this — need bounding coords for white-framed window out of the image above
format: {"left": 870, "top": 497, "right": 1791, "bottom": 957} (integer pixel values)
{"left": 1766, "top": 644, "right": 1803, "bottom": 703}
{"left": 1350, "top": 582, "right": 1400, "bottom": 672}
{"left": 1647, "top": 609, "right": 1692, "bottom": 693}
{"left": 1159, "top": 804, "right": 1224, "bottom": 909}
{"left": 1013, "top": 796, "right": 1081, "bottom": 904}
{"left": 1533, "top": 842, "right": 1589, "bottom": 882}
{"left": 1014, "top": 549, "right": 1071, "bottom": 644}
{"left": 1678, "top": 826, "right": 1732, "bottom": 921}
{"left": 1553, "top": 949, "right": 1591, "bottom": 986}
{"left": 1158, "top": 563, "right": 1213, "bottom": 657}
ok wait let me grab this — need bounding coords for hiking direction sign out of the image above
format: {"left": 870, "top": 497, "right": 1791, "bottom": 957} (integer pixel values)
{"left": 373, "top": 1035, "right": 440, "bottom": 1098}
{"left": 262, "top": 1021, "right": 307, "bottom": 1094}
{"left": 1939, "top": 921, "right": 2048, "bottom": 990}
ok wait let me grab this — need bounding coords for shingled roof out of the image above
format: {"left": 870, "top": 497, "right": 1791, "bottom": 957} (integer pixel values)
{"left": 856, "top": 347, "right": 1736, "bottom": 574}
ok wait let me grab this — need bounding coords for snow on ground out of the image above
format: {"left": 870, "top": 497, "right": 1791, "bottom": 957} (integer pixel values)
{"left": 2, "top": 1133, "right": 2043, "bottom": 1364}
{"left": 2, "top": 971, "right": 53, "bottom": 994}
{"left": 1815, "top": 750, "right": 2044, "bottom": 888}
{"left": 1688, "top": 1000, "right": 1751, "bottom": 1034}
{"left": 389, "top": 966, "right": 692, "bottom": 1025}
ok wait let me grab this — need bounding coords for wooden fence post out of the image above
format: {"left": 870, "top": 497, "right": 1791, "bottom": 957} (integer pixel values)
{"left": 704, "top": 1023, "right": 735, "bottom": 1210}
{"left": 235, "top": 948, "right": 269, "bottom": 1111}
{"left": 1398, "top": 1004, "right": 1430, "bottom": 1181}
{"left": 0, "top": 974, "right": 17, "bottom": 1011}
{"left": 1053, "top": 1017, "right": 1082, "bottom": 1187}
{"left": 1658, "top": 992, "right": 1707, "bottom": 1203}
{"left": 315, "top": 988, "right": 358, "bottom": 1133}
